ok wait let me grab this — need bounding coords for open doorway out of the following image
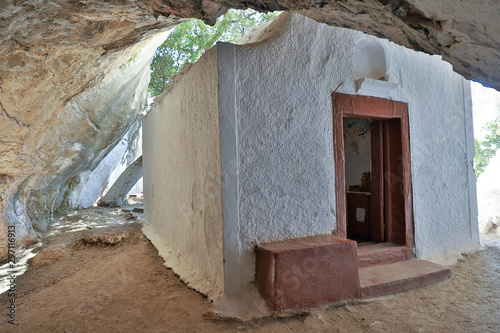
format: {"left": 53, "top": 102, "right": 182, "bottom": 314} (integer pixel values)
{"left": 343, "top": 117, "right": 406, "bottom": 246}
{"left": 333, "top": 93, "right": 415, "bottom": 250}
{"left": 343, "top": 117, "right": 372, "bottom": 242}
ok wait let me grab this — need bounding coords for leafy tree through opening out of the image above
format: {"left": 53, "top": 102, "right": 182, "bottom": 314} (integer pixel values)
{"left": 149, "top": 9, "right": 280, "bottom": 97}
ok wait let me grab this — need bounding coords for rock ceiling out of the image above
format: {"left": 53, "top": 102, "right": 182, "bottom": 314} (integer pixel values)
{"left": 153, "top": 0, "right": 500, "bottom": 91}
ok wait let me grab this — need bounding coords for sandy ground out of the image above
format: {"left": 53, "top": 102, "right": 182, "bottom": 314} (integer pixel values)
{"left": 1, "top": 208, "right": 499, "bottom": 333}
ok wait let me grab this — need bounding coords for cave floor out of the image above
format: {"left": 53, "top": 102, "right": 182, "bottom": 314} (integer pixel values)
{"left": 1, "top": 207, "right": 499, "bottom": 333}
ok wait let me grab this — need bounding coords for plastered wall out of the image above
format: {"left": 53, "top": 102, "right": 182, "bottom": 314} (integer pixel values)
{"left": 219, "top": 13, "right": 479, "bottom": 292}
{"left": 142, "top": 46, "right": 224, "bottom": 300}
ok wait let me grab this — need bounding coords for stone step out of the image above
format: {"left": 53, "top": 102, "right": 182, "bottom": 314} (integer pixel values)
{"left": 255, "top": 235, "right": 361, "bottom": 312}
{"left": 359, "top": 259, "right": 452, "bottom": 299}
{"left": 357, "top": 242, "right": 413, "bottom": 268}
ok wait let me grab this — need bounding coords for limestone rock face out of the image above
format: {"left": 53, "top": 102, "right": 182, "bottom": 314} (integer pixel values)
{"left": 0, "top": 0, "right": 180, "bottom": 260}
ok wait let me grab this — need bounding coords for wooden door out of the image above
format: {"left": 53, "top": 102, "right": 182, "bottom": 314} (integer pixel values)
{"left": 370, "top": 119, "right": 406, "bottom": 244}
{"left": 384, "top": 118, "right": 406, "bottom": 244}
{"left": 370, "top": 121, "right": 385, "bottom": 243}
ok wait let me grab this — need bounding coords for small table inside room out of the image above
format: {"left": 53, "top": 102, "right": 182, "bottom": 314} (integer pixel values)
{"left": 346, "top": 189, "right": 371, "bottom": 242}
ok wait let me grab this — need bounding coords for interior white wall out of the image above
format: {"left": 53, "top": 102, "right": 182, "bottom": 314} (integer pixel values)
{"left": 219, "top": 13, "right": 479, "bottom": 292}
{"left": 343, "top": 118, "right": 371, "bottom": 189}
{"left": 142, "top": 46, "right": 224, "bottom": 300}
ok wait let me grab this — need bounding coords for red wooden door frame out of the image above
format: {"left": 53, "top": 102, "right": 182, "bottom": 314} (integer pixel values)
{"left": 332, "top": 93, "right": 415, "bottom": 249}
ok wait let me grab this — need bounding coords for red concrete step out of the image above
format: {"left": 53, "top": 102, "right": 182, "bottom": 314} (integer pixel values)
{"left": 359, "top": 259, "right": 452, "bottom": 299}
{"left": 255, "top": 235, "right": 361, "bottom": 312}
{"left": 357, "top": 242, "right": 414, "bottom": 268}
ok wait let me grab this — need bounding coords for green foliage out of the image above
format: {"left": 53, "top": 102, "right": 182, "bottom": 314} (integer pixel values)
{"left": 475, "top": 118, "right": 500, "bottom": 177}
{"left": 149, "top": 9, "right": 280, "bottom": 97}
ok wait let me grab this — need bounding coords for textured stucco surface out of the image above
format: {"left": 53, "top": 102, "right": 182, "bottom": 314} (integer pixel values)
{"left": 142, "top": 47, "right": 224, "bottom": 300}
{"left": 387, "top": 44, "right": 480, "bottom": 265}
{"left": 218, "top": 13, "right": 479, "bottom": 292}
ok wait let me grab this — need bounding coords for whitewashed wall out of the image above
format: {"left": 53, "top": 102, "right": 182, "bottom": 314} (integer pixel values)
{"left": 143, "top": 13, "right": 480, "bottom": 299}
{"left": 142, "top": 47, "right": 224, "bottom": 300}
{"left": 384, "top": 32, "right": 480, "bottom": 265}
{"left": 219, "top": 13, "right": 479, "bottom": 293}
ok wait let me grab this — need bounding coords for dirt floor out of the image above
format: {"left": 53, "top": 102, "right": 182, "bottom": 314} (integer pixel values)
{"left": 1, "top": 208, "right": 499, "bottom": 333}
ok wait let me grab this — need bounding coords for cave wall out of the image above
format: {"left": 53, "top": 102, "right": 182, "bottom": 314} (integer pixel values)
{"left": 0, "top": 0, "right": 180, "bottom": 260}
{"left": 69, "top": 120, "right": 141, "bottom": 209}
